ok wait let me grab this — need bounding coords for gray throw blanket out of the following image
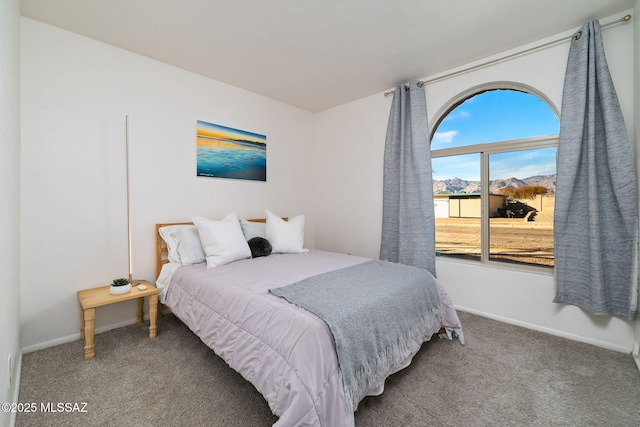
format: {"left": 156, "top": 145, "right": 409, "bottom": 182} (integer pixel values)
{"left": 270, "top": 260, "right": 443, "bottom": 412}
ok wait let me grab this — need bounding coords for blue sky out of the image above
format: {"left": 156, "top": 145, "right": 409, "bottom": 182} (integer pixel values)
{"left": 431, "top": 90, "right": 559, "bottom": 181}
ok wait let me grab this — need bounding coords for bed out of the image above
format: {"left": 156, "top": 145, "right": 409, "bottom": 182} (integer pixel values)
{"left": 155, "top": 213, "right": 463, "bottom": 427}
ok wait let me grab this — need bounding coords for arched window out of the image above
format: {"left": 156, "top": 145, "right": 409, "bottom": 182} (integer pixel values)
{"left": 431, "top": 85, "right": 559, "bottom": 269}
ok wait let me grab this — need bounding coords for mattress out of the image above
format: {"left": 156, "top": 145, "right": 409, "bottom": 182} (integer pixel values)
{"left": 157, "top": 249, "right": 462, "bottom": 426}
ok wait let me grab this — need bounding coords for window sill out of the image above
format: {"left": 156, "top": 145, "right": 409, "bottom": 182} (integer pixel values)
{"left": 435, "top": 255, "right": 555, "bottom": 277}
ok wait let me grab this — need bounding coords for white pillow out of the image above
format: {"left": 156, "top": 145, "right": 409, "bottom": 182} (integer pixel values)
{"left": 265, "top": 209, "right": 306, "bottom": 254}
{"left": 158, "top": 226, "right": 182, "bottom": 264}
{"left": 158, "top": 225, "right": 206, "bottom": 265}
{"left": 193, "top": 212, "right": 251, "bottom": 268}
{"left": 240, "top": 219, "right": 266, "bottom": 241}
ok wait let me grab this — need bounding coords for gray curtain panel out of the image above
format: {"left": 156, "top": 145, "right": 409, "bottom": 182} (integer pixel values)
{"left": 554, "top": 20, "right": 638, "bottom": 320}
{"left": 380, "top": 81, "right": 436, "bottom": 276}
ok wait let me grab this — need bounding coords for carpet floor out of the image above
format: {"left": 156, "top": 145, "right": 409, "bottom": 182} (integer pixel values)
{"left": 16, "top": 311, "right": 640, "bottom": 426}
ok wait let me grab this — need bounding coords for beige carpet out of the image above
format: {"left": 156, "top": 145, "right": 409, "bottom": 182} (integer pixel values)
{"left": 16, "top": 311, "right": 640, "bottom": 426}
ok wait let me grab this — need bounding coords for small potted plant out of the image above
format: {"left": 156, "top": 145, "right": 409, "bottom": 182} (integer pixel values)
{"left": 109, "top": 277, "right": 132, "bottom": 295}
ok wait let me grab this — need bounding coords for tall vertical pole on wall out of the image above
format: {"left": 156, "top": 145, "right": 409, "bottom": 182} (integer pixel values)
{"left": 125, "top": 115, "right": 138, "bottom": 285}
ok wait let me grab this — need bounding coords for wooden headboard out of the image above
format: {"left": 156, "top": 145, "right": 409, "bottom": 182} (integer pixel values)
{"left": 155, "top": 217, "right": 285, "bottom": 279}
{"left": 155, "top": 221, "right": 194, "bottom": 279}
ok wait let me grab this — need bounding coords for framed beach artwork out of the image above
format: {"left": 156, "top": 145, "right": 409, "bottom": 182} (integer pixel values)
{"left": 196, "top": 120, "right": 267, "bottom": 181}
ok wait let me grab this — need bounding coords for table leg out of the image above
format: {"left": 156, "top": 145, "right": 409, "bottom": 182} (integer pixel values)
{"left": 79, "top": 303, "right": 85, "bottom": 340}
{"left": 137, "top": 297, "right": 144, "bottom": 323}
{"left": 83, "top": 308, "right": 95, "bottom": 360}
{"left": 149, "top": 294, "right": 158, "bottom": 339}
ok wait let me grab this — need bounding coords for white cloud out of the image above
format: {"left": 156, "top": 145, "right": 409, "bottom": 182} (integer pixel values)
{"left": 442, "top": 110, "right": 471, "bottom": 122}
{"left": 432, "top": 130, "right": 458, "bottom": 145}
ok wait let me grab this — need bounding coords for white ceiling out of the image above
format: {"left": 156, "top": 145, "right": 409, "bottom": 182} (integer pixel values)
{"left": 20, "top": 0, "right": 634, "bottom": 112}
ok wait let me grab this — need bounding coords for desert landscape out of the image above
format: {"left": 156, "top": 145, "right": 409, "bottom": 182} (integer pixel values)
{"left": 435, "top": 198, "right": 554, "bottom": 267}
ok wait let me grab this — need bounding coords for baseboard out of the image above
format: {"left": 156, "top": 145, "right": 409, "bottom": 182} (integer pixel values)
{"left": 9, "top": 350, "right": 22, "bottom": 427}
{"left": 21, "top": 313, "right": 160, "bottom": 354}
{"left": 21, "top": 307, "right": 172, "bottom": 354}
{"left": 455, "top": 305, "right": 631, "bottom": 354}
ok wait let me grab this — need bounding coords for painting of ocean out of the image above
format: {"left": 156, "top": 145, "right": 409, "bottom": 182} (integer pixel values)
{"left": 196, "top": 120, "right": 266, "bottom": 181}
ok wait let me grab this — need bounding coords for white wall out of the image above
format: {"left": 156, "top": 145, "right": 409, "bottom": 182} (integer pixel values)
{"left": 0, "top": 0, "right": 22, "bottom": 423}
{"left": 20, "top": 18, "right": 315, "bottom": 351}
{"left": 314, "top": 11, "right": 636, "bottom": 352}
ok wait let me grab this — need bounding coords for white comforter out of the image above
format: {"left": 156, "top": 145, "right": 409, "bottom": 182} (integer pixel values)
{"left": 157, "top": 250, "right": 462, "bottom": 426}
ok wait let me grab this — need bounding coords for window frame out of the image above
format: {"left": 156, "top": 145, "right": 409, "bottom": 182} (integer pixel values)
{"left": 430, "top": 83, "right": 559, "bottom": 273}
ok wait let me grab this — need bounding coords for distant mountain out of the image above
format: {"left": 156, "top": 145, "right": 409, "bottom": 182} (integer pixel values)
{"left": 489, "top": 177, "right": 528, "bottom": 193}
{"left": 433, "top": 177, "right": 479, "bottom": 194}
{"left": 434, "top": 174, "right": 556, "bottom": 194}
{"left": 518, "top": 174, "right": 557, "bottom": 192}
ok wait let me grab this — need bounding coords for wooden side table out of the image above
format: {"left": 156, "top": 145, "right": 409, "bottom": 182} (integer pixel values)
{"left": 77, "top": 280, "right": 159, "bottom": 360}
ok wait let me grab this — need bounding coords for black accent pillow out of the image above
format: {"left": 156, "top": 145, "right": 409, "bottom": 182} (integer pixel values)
{"left": 248, "top": 237, "right": 272, "bottom": 258}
